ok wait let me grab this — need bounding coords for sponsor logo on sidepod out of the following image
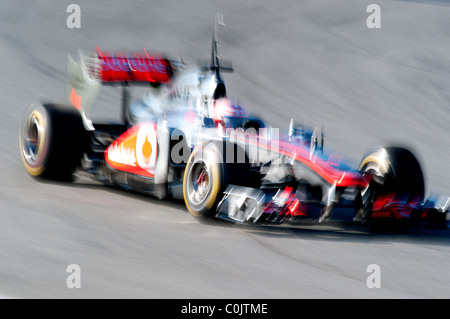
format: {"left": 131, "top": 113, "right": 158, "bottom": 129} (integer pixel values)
{"left": 106, "top": 123, "right": 157, "bottom": 177}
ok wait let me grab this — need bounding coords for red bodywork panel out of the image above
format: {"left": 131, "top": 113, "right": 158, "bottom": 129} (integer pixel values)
{"left": 97, "top": 48, "right": 172, "bottom": 83}
{"left": 371, "top": 193, "right": 421, "bottom": 219}
{"left": 277, "top": 140, "right": 368, "bottom": 188}
{"left": 105, "top": 122, "right": 158, "bottom": 178}
{"left": 247, "top": 136, "right": 369, "bottom": 188}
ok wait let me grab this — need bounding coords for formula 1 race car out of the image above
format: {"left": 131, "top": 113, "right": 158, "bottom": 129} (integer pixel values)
{"left": 20, "top": 18, "right": 450, "bottom": 230}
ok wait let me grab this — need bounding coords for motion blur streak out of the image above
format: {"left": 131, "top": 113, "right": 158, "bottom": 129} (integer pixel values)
{"left": 1, "top": 0, "right": 450, "bottom": 298}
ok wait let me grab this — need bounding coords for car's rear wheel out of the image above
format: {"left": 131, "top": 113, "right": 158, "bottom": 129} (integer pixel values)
{"left": 20, "top": 103, "right": 87, "bottom": 181}
{"left": 183, "top": 140, "right": 250, "bottom": 221}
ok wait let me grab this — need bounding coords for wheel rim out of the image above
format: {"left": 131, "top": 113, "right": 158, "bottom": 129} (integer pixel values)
{"left": 186, "top": 161, "right": 212, "bottom": 206}
{"left": 22, "top": 111, "right": 44, "bottom": 165}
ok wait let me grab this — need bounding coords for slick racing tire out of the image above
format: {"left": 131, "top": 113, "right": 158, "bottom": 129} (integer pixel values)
{"left": 359, "top": 146, "right": 425, "bottom": 226}
{"left": 20, "top": 103, "right": 87, "bottom": 181}
{"left": 183, "top": 140, "right": 250, "bottom": 222}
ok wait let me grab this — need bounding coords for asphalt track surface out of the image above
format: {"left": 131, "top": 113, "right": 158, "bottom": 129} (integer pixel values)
{"left": 1, "top": 0, "right": 450, "bottom": 299}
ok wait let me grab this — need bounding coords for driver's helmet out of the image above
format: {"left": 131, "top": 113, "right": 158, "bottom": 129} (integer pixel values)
{"left": 212, "top": 98, "right": 248, "bottom": 135}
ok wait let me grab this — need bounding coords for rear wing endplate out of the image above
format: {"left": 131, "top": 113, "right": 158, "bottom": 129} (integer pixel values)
{"left": 67, "top": 49, "right": 173, "bottom": 130}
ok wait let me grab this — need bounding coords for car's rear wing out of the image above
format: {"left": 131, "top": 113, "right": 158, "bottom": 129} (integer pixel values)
{"left": 67, "top": 48, "right": 174, "bottom": 130}
{"left": 95, "top": 48, "right": 173, "bottom": 84}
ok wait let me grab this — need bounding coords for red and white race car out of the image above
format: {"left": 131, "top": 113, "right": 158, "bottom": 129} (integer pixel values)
{"left": 20, "top": 21, "right": 450, "bottom": 230}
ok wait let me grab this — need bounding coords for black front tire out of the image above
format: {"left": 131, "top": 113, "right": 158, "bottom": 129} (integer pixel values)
{"left": 183, "top": 140, "right": 250, "bottom": 222}
{"left": 359, "top": 146, "right": 425, "bottom": 228}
